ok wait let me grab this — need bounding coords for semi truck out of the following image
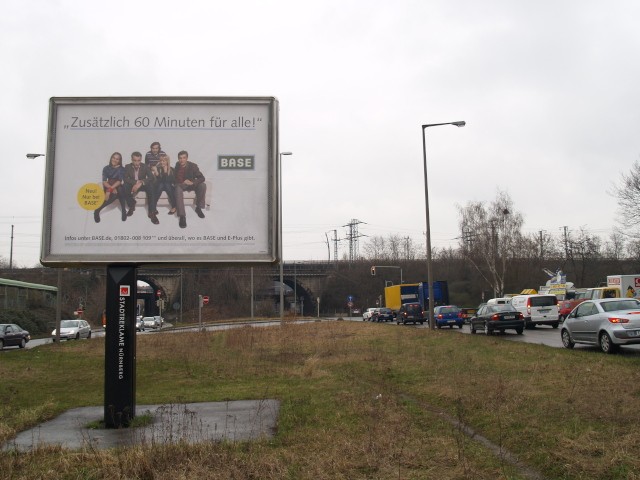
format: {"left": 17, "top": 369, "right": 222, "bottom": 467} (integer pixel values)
{"left": 417, "top": 281, "right": 450, "bottom": 310}
{"left": 384, "top": 284, "right": 419, "bottom": 312}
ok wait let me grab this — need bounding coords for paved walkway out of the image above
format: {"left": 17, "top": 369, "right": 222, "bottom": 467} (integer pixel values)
{"left": 4, "top": 400, "right": 280, "bottom": 451}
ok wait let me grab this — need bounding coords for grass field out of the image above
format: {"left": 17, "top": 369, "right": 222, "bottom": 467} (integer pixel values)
{"left": 1, "top": 319, "right": 639, "bottom": 479}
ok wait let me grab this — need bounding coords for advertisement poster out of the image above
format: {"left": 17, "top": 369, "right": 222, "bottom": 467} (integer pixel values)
{"left": 41, "top": 97, "right": 279, "bottom": 266}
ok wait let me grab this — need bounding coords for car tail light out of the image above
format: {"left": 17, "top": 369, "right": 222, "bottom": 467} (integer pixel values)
{"left": 491, "top": 314, "right": 500, "bottom": 321}
{"left": 437, "top": 314, "right": 443, "bottom": 319}
{"left": 608, "top": 317, "right": 630, "bottom": 324}
{"left": 518, "top": 313, "right": 524, "bottom": 320}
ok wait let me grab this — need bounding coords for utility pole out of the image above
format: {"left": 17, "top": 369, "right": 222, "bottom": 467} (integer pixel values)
{"left": 9, "top": 225, "right": 14, "bottom": 270}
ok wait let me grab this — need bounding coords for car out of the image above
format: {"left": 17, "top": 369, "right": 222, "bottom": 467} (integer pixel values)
{"left": 458, "top": 307, "right": 478, "bottom": 324}
{"left": 352, "top": 308, "right": 361, "bottom": 315}
{"left": 396, "top": 303, "right": 424, "bottom": 325}
{"left": 560, "top": 298, "right": 640, "bottom": 354}
{"left": 558, "top": 299, "right": 585, "bottom": 321}
{"left": 374, "top": 307, "right": 394, "bottom": 322}
{"left": 362, "top": 308, "right": 378, "bottom": 321}
{"left": 510, "top": 294, "right": 560, "bottom": 328}
{"left": 433, "top": 305, "right": 464, "bottom": 329}
{"left": 470, "top": 304, "right": 524, "bottom": 335}
{"left": 52, "top": 319, "right": 92, "bottom": 341}
{"left": 0, "top": 323, "right": 31, "bottom": 349}
{"left": 142, "top": 316, "right": 162, "bottom": 329}
{"left": 136, "top": 317, "right": 145, "bottom": 331}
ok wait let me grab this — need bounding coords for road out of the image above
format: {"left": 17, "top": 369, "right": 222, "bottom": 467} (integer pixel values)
{"left": 6, "top": 317, "right": 640, "bottom": 356}
{"left": 350, "top": 315, "right": 640, "bottom": 355}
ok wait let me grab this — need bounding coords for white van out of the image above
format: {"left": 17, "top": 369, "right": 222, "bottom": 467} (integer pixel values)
{"left": 487, "top": 297, "right": 512, "bottom": 305}
{"left": 510, "top": 294, "right": 559, "bottom": 328}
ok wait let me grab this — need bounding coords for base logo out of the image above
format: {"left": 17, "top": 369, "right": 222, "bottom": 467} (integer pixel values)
{"left": 120, "top": 286, "right": 131, "bottom": 296}
{"left": 218, "top": 155, "right": 255, "bottom": 170}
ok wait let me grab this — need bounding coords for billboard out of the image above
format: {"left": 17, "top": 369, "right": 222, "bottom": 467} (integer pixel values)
{"left": 41, "top": 97, "right": 279, "bottom": 266}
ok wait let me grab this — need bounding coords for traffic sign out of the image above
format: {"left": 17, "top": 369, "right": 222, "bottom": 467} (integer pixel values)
{"left": 202, "top": 295, "right": 210, "bottom": 305}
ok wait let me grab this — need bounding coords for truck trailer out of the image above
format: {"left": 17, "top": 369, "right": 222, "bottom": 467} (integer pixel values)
{"left": 384, "top": 284, "right": 419, "bottom": 312}
{"left": 417, "top": 281, "right": 450, "bottom": 309}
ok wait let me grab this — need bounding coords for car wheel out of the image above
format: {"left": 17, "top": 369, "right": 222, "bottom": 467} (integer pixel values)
{"left": 561, "top": 329, "right": 574, "bottom": 349}
{"left": 75, "top": 333, "right": 80, "bottom": 340}
{"left": 0, "top": 339, "right": 3, "bottom": 349}
{"left": 88, "top": 331, "right": 92, "bottom": 339}
{"left": 470, "top": 324, "right": 476, "bottom": 334}
{"left": 516, "top": 327, "right": 524, "bottom": 335}
{"left": 599, "top": 332, "right": 618, "bottom": 354}
{"left": 458, "top": 324, "right": 463, "bottom": 329}
{"left": 437, "top": 325, "right": 442, "bottom": 329}
{"left": 485, "top": 322, "right": 492, "bottom": 335}
{"left": 19, "top": 338, "right": 26, "bottom": 348}
{"left": 551, "top": 322, "right": 559, "bottom": 329}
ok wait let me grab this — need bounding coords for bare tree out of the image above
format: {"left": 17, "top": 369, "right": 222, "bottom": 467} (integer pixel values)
{"left": 613, "top": 159, "right": 640, "bottom": 235}
{"left": 567, "top": 227, "right": 602, "bottom": 286}
{"left": 362, "top": 235, "right": 386, "bottom": 260}
{"left": 457, "top": 190, "right": 524, "bottom": 297}
{"left": 603, "top": 229, "right": 626, "bottom": 261}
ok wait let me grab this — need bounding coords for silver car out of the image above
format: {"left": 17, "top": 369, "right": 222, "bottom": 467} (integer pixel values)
{"left": 560, "top": 298, "right": 640, "bottom": 353}
{"left": 142, "top": 316, "right": 162, "bottom": 329}
{"left": 52, "top": 319, "right": 92, "bottom": 341}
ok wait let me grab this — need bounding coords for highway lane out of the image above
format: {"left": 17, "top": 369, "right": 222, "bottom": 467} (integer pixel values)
{"left": 9, "top": 317, "right": 640, "bottom": 356}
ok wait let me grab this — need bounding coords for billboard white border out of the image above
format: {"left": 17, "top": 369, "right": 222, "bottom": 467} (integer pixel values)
{"left": 41, "top": 96, "right": 280, "bottom": 267}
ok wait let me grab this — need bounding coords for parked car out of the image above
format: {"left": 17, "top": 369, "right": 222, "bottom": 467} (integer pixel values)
{"left": 362, "top": 308, "right": 378, "bottom": 321}
{"left": 470, "top": 304, "right": 524, "bottom": 335}
{"left": 433, "top": 305, "right": 464, "bottom": 329}
{"left": 352, "top": 308, "right": 361, "bottom": 315}
{"left": 142, "top": 316, "right": 162, "bottom": 329}
{"left": 0, "top": 323, "right": 31, "bottom": 349}
{"left": 560, "top": 298, "right": 640, "bottom": 354}
{"left": 374, "top": 307, "right": 394, "bottom": 322}
{"left": 52, "top": 319, "right": 92, "bottom": 341}
{"left": 396, "top": 303, "right": 424, "bottom": 325}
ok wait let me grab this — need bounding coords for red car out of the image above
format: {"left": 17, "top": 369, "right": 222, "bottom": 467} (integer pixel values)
{"left": 558, "top": 299, "right": 585, "bottom": 321}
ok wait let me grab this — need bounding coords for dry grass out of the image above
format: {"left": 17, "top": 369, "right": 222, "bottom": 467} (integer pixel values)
{"left": 1, "top": 321, "right": 640, "bottom": 478}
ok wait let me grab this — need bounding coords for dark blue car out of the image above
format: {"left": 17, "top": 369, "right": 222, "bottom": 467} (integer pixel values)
{"left": 433, "top": 305, "right": 464, "bottom": 329}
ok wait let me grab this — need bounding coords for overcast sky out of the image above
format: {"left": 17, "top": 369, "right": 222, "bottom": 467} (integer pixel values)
{"left": 2, "top": 0, "right": 639, "bottom": 268}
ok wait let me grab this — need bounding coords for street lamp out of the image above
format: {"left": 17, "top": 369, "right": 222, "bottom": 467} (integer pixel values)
{"left": 421, "top": 121, "right": 465, "bottom": 329}
{"left": 279, "top": 151, "right": 292, "bottom": 322}
{"left": 27, "top": 152, "right": 61, "bottom": 343}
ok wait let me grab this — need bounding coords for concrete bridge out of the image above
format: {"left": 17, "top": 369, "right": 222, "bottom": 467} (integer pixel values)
{"left": 138, "top": 261, "right": 336, "bottom": 317}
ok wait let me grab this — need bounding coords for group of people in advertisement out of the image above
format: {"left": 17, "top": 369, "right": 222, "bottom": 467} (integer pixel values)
{"left": 93, "top": 142, "right": 207, "bottom": 229}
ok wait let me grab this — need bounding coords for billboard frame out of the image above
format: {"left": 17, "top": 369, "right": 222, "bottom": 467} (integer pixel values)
{"left": 41, "top": 96, "right": 280, "bottom": 267}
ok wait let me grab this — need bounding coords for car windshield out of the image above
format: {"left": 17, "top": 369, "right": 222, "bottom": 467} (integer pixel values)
{"left": 601, "top": 299, "right": 640, "bottom": 312}
{"left": 379, "top": 309, "right": 391, "bottom": 314}
{"left": 61, "top": 320, "right": 79, "bottom": 328}
{"left": 438, "top": 307, "right": 459, "bottom": 314}
{"left": 529, "top": 296, "right": 557, "bottom": 307}
{"left": 404, "top": 304, "right": 421, "bottom": 313}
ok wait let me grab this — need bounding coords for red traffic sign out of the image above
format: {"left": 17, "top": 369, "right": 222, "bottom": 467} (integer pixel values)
{"left": 156, "top": 289, "right": 162, "bottom": 297}
{"left": 202, "top": 295, "right": 210, "bottom": 305}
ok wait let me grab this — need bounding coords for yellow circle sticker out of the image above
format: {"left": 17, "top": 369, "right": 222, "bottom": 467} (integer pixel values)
{"left": 77, "top": 183, "right": 105, "bottom": 210}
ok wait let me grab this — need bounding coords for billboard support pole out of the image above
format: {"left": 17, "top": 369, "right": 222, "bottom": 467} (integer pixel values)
{"left": 104, "top": 264, "right": 137, "bottom": 428}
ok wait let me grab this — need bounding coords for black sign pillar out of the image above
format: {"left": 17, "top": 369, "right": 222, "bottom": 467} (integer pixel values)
{"left": 104, "top": 264, "right": 137, "bottom": 428}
